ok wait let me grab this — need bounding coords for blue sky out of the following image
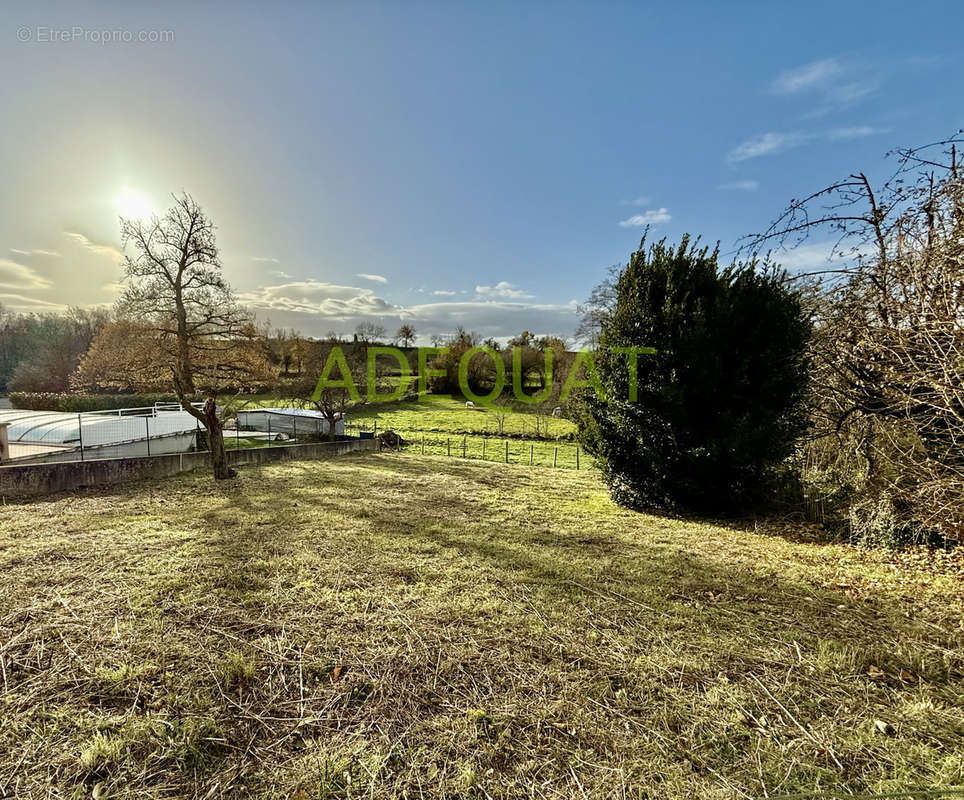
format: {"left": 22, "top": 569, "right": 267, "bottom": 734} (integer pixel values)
{"left": 1, "top": 0, "right": 961, "bottom": 341}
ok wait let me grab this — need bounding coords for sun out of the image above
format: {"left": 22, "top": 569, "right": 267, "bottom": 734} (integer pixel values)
{"left": 113, "top": 186, "right": 154, "bottom": 220}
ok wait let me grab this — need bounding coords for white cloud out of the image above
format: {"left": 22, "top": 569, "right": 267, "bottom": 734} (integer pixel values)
{"left": 728, "top": 127, "right": 886, "bottom": 163}
{"left": 251, "top": 256, "right": 280, "bottom": 263}
{"left": 475, "top": 281, "right": 533, "bottom": 299}
{"left": 827, "top": 125, "right": 886, "bottom": 141}
{"left": 357, "top": 273, "right": 388, "bottom": 284}
{"left": 770, "top": 57, "right": 877, "bottom": 113}
{"left": 10, "top": 248, "right": 60, "bottom": 257}
{"left": 63, "top": 231, "right": 124, "bottom": 263}
{"left": 771, "top": 58, "right": 842, "bottom": 94}
{"left": 0, "top": 293, "right": 66, "bottom": 312}
{"left": 719, "top": 180, "right": 759, "bottom": 191}
{"left": 618, "top": 208, "right": 671, "bottom": 227}
{"left": 239, "top": 280, "right": 398, "bottom": 318}
{"left": 433, "top": 290, "right": 456, "bottom": 296}
{"left": 268, "top": 269, "right": 293, "bottom": 279}
{"left": 0, "top": 259, "right": 53, "bottom": 290}
{"left": 727, "top": 132, "right": 810, "bottom": 163}
{"left": 767, "top": 241, "right": 857, "bottom": 274}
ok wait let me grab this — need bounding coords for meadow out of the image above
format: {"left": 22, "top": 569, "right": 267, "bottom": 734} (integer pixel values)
{"left": 1, "top": 453, "right": 961, "bottom": 799}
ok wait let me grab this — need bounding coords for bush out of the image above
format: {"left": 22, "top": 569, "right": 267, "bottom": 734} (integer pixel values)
{"left": 579, "top": 235, "right": 811, "bottom": 514}
{"left": 8, "top": 392, "right": 181, "bottom": 412}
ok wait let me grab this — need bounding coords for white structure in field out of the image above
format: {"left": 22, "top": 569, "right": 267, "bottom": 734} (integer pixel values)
{"left": 0, "top": 406, "right": 201, "bottom": 464}
{"left": 236, "top": 407, "right": 344, "bottom": 438}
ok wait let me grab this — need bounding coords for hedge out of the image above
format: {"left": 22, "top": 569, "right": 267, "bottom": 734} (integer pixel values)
{"left": 8, "top": 392, "right": 182, "bottom": 412}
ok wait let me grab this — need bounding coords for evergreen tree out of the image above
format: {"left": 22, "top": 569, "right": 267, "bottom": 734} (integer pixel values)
{"left": 580, "top": 235, "right": 811, "bottom": 513}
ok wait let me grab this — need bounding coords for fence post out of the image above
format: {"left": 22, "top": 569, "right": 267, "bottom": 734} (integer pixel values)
{"left": 482, "top": 438, "right": 486, "bottom": 460}
{"left": 529, "top": 443, "right": 533, "bottom": 466}
{"left": 576, "top": 446, "right": 580, "bottom": 470}
{"left": 78, "top": 413, "right": 85, "bottom": 461}
{"left": 462, "top": 435, "right": 466, "bottom": 458}
{"left": 145, "top": 416, "right": 151, "bottom": 457}
{"left": 293, "top": 414, "right": 297, "bottom": 444}
{"left": 268, "top": 414, "right": 272, "bottom": 442}
{"left": 553, "top": 447, "right": 558, "bottom": 468}
{"left": 505, "top": 440, "right": 509, "bottom": 464}
{"left": 236, "top": 420, "right": 240, "bottom": 449}
{"left": 374, "top": 421, "right": 378, "bottom": 437}
{"left": 447, "top": 438, "right": 451, "bottom": 457}
{"left": 421, "top": 434, "right": 425, "bottom": 455}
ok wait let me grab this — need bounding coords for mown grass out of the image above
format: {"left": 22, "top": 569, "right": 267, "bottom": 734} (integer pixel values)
{"left": 1, "top": 454, "right": 962, "bottom": 799}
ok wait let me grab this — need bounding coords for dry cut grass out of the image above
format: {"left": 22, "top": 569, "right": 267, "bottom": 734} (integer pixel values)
{"left": 0, "top": 453, "right": 962, "bottom": 799}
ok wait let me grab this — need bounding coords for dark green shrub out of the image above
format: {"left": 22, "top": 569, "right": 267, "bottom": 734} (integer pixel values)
{"left": 579, "top": 235, "right": 811, "bottom": 514}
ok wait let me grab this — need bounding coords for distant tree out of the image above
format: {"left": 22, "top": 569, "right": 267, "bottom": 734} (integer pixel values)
{"left": 576, "top": 264, "right": 622, "bottom": 348}
{"left": 7, "top": 307, "right": 110, "bottom": 393}
{"left": 395, "top": 324, "right": 417, "bottom": 347}
{"left": 578, "top": 235, "right": 811, "bottom": 513}
{"left": 507, "top": 330, "right": 535, "bottom": 349}
{"left": 355, "top": 321, "right": 387, "bottom": 344}
{"left": 116, "top": 192, "right": 272, "bottom": 479}
{"left": 427, "top": 327, "right": 495, "bottom": 395}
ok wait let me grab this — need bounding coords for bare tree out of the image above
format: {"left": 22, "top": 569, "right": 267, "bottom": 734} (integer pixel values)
{"left": 118, "top": 192, "right": 271, "bottom": 480}
{"left": 746, "top": 132, "right": 964, "bottom": 540}
{"left": 355, "top": 321, "right": 387, "bottom": 344}
{"left": 395, "top": 324, "right": 416, "bottom": 347}
{"left": 575, "top": 263, "right": 622, "bottom": 348}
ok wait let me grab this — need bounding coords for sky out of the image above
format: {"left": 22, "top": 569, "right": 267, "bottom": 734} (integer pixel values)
{"left": 1, "top": 0, "right": 961, "bottom": 342}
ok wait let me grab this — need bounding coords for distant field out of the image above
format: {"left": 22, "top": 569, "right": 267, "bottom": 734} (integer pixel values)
{"left": 346, "top": 397, "right": 578, "bottom": 439}
{"left": 1, "top": 454, "right": 961, "bottom": 798}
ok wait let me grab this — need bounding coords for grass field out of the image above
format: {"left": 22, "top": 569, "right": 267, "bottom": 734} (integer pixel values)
{"left": 345, "top": 397, "right": 578, "bottom": 440}
{"left": 1, "top": 454, "right": 962, "bottom": 799}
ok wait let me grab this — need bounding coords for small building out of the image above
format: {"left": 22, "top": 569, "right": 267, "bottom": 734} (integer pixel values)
{"left": 0, "top": 406, "right": 201, "bottom": 465}
{"left": 236, "top": 407, "right": 344, "bottom": 438}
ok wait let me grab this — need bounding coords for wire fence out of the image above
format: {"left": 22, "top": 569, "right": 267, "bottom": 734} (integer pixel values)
{"left": 363, "top": 426, "right": 586, "bottom": 470}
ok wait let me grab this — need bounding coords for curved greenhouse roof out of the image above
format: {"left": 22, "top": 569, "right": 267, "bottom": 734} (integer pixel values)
{"left": 0, "top": 408, "right": 199, "bottom": 448}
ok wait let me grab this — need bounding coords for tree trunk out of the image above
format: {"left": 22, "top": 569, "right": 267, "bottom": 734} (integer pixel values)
{"left": 203, "top": 397, "right": 235, "bottom": 480}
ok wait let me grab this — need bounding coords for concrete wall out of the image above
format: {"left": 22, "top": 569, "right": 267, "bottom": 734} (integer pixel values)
{"left": 0, "top": 438, "right": 380, "bottom": 500}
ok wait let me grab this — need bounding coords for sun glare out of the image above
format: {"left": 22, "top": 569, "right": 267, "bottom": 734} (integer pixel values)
{"left": 114, "top": 187, "right": 153, "bottom": 220}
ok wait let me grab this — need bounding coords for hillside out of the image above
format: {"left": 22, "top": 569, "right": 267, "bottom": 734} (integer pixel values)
{"left": 1, "top": 454, "right": 961, "bottom": 798}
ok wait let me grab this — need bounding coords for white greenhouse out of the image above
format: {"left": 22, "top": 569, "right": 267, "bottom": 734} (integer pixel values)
{"left": 0, "top": 406, "right": 201, "bottom": 465}
{"left": 235, "top": 407, "right": 344, "bottom": 438}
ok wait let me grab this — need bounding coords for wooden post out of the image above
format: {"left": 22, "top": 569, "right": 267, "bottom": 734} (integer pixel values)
{"left": 504, "top": 439, "right": 509, "bottom": 463}
{"left": 78, "top": 414, "right": 85, "bottom": 461}
{"left": 576, "top": 446, "right": 580, "bottom": 470}
{"left": 482, "top": 438, "right": 486, "bottom": 460}
{"left": 529, "top": 443, "right": 533, "bottom": 465}
{"left": 421, "top": 434, "right": 425, "bottom": 454}
{"left": 462, "top": 435, "right": 466, "bottom": 458}
{"left": 447, "top": 438, "right": 451, "bottom": 457}
{"left": 553, "top": 447, "right": 558, "bottom": 468}
{"left": 145, "top": 416, "right": 151, "bottom": 457}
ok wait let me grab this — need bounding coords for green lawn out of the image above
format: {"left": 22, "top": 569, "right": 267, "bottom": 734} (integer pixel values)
{"left": 1, "top": 454, "right": 961, "bottom": 799}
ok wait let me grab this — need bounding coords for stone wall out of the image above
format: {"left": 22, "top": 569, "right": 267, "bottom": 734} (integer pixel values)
{"left": 0, "top": 438, "right": 379, "bottom": 500}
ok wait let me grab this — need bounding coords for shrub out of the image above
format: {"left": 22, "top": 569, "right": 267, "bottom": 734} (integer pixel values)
{"left": 579, "top": 235, "right": 811, "bottom": 514}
